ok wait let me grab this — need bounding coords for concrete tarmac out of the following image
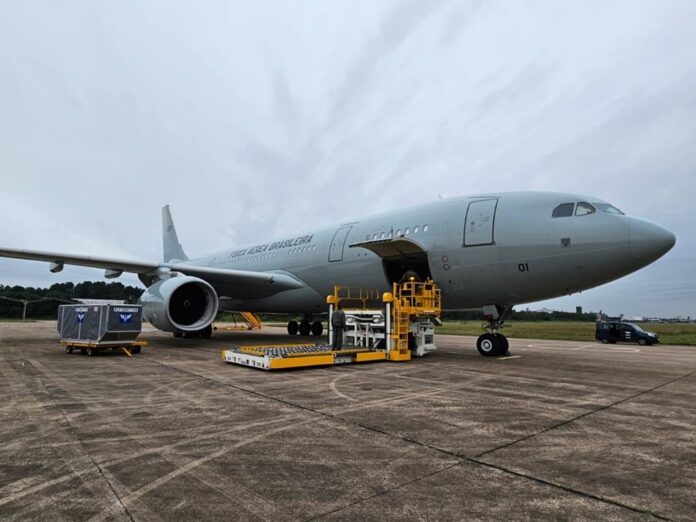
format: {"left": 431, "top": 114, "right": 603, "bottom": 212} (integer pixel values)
{"left": 1, "top": 321, "right": 695, "bottom": 521}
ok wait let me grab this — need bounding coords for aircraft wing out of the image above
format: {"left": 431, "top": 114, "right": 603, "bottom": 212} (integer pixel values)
{"left": 0, "top": 247, "right": 304, "bottom": 297}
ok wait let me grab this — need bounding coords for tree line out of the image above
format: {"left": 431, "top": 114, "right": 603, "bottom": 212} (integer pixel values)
{"left": 0, "top": 282, "right": 143, "bottom": 319}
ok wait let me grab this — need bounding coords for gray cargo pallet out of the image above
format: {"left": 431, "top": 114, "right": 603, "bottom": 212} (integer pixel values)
{"left": 57, "top": 304, "right": 143, "bottom": 345}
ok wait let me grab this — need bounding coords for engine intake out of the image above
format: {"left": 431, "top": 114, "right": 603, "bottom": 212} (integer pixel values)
{"left": 140, "top": 276, "right": 218, "bottom": 333}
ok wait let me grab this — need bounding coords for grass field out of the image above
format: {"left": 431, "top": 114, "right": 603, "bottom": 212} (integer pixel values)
{"left": 438, "top": 321, "right": 696, "bottom": 346}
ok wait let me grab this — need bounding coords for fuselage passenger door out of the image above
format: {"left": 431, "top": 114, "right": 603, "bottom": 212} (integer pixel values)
{"left": 463, "top": 198, "right": 498, "bottom": 247}
{"left": 329, "top": 226, "right": 353, "bottom": 262}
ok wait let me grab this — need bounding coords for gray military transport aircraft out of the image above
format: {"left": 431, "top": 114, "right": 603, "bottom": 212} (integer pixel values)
{"left": 0, "top": 192, "right": 675, "bottom": 356}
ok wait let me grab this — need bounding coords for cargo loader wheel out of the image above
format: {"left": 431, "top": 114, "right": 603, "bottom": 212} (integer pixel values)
{"left": 299, "top": 320, "right": 311, "bottom": 336}
{"left": 287, "top": 320, "right": 299, "bottom": 335}
{"left": 477, "top": 333, "right": 504, "bottom": 356}
{"left": 65, "top": 346, "right": 73, "bottom": 354}
{"left": 131, "top": 346, "right": 142, "bottom": 354}
{"left": 86, "top": 348, "right": 96, "bottom": 356}
{"left": 310, "top": 321, "right": 323, "bottom": 336}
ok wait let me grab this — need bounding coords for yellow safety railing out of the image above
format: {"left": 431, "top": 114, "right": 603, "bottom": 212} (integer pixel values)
{"left": 332, "top": 286, "right": 382, "bottom": 310}
{"left": 392, "top": 280, "right": 441, "bottom": 316}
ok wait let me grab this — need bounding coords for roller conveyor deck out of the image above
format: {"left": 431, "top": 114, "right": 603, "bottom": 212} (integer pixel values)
{"left": 221, "top": 344, "right": 387, "bottom": 370}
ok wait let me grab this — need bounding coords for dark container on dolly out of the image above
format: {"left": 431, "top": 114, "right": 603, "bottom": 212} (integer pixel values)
{"left": 57, "top": 304, "right": 144, "bottom": 355}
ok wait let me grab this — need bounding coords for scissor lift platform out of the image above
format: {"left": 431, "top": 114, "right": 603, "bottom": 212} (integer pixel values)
{"left": 221, "top": 343, "right": 386, "bottom": 370}
{"left": 223, "top": 280, "right": 441, "bottom": 371}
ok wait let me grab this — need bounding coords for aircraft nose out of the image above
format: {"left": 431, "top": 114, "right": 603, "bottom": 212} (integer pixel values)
{"left": 629, "top": 218, "right": 676, "bottom": 267}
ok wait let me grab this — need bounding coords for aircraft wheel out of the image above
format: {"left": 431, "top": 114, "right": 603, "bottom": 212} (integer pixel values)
{"left": 287, "top": 320, "right": 299, "bottom": 335}
{"left": 477, "top": 333, "right": 502, "bottom": 356}
{"left": 310, "top": 321, "right": 323, "bottom": 336}
{"left": 65, "top": 346, "right": 73, "bottom": 354}
{"left": 499, "top": 334, "right": 509, "bottom": 354}
{"left": 173, "top": 331, "right": 183, "bottom": 338}
{"left": 299, "top": 321, "right": 311, "bottom": 336}
{"left": 201, "top": 325, "right": 213, "bottom": 339}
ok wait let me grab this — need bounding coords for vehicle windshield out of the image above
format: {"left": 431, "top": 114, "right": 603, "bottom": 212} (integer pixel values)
{"left": 594, "top": 203, "right": 625, "bottom": 215}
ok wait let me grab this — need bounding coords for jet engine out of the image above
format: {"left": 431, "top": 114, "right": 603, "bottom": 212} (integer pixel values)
{"left": 140, "top": 276, "right": 219, "bottom": 334}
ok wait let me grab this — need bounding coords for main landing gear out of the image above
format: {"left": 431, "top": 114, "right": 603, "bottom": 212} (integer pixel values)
{"left": 287, "top": 316, "right": 323, "bottom": 337}
{"left": 476, "top": 305, "right": 512, "bottom": 357}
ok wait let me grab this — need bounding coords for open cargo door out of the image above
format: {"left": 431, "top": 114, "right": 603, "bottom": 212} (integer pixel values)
{"left": 349, "top": 237, "right": 432, "bottom": 284}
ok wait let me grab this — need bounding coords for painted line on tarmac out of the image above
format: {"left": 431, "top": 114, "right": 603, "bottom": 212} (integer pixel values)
{"left": 497, "top": 355, "right": 522, "bottom": 360}
{"left": 570, "top": 344, "right": 595, "bottom": 351}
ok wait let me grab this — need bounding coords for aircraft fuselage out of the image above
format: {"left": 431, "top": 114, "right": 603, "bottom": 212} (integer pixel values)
{"left": 184, "top": 192, "right": 675, "bottom": 314}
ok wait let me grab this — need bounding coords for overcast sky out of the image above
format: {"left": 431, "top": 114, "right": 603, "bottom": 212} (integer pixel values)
{"left": 1, "top": 1, "right": 694, "bottom": 318}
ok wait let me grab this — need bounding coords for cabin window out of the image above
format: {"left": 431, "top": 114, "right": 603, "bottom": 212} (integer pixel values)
{"left": 552, "top": 203, "right": 574, "bottom": 218}
{"left": 575, "top": 202, "right": 596, "bottom": 216}
{"left": 414, "top": 226, "right": 419, "bottom": 234}
{"left": 594, "top": 203, "right": 624, "bottom": 215}
{"left": 423, "top": 224, "right": 429, "bottom": 232}
{"left": 404, "top": 227, "right": 410, "bottom": 235}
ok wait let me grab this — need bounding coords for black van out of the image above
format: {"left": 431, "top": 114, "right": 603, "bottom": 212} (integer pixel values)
{"left": 595, "top": 321, "right": 660, "bottom": 346}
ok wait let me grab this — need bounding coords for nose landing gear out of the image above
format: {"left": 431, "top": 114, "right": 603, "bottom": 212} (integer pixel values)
{"left": 477, "top": 305, "right": 512, "bottom": 357}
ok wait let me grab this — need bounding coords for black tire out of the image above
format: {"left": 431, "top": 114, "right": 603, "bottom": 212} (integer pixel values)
{"left": 299, "top": 321, "right": 311, "bottom": 336}
{"left": 131, "top": 346, "right": 142, "bottom": 354}
{"left": 80, "top": 348, "right": 86, "bottom": 354}
{"left": 477, "top": 333, "right": 502, "bottom": 356}
{"left": 310, "top": 321, "right": 323, "bottom": 336}
{"left": 499, "top": 335, "right": 509, "bottom": 354}
{"left": 609, "top": 340, "right": 616, "bottom": 344}
{"left": 173, "top": 331, "right": 183, "bottom": 338}
{"left": 65, "top": 346, "right": 73, "bottom": 354}
{"left": 638, "top": 338, "right": 648, "bottom": 346}
{"left": 87, "top": 348, "right": 96, "bottom": 356}
{"left": 287, "top": 320, "right": 299, "bottom": 335}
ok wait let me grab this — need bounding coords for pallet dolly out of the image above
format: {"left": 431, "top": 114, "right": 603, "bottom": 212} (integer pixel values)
{"left": 61, "top": 340, "right": 148, "bottom": 357}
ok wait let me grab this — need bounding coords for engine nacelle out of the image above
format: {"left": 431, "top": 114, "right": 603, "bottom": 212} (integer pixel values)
{"left": 139, "top": 276, "right": 219, "bottom": 333}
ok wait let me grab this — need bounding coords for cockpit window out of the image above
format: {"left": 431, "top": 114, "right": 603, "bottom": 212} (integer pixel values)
{"left": 593, "top": 203, "right": 625, "bottom": 215}
{"left": 552, "top": 203, "right": 575, "bottom": 218}
{"left": 575, "top": 202, "right": 596, "bottom": 216}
